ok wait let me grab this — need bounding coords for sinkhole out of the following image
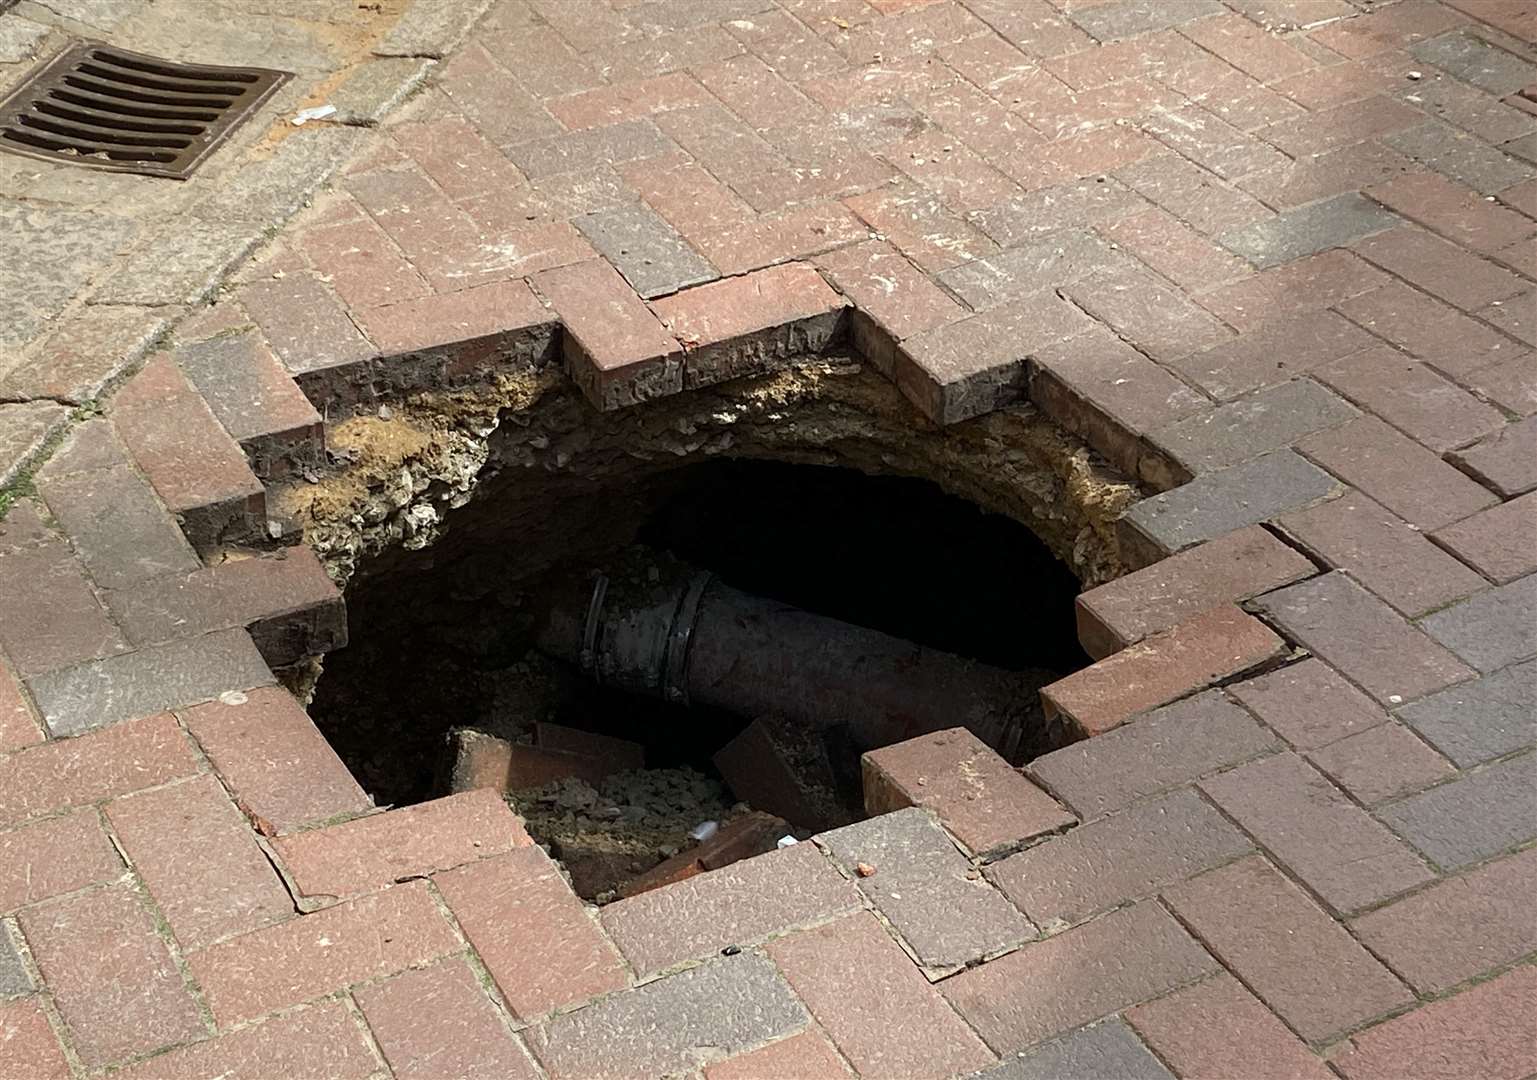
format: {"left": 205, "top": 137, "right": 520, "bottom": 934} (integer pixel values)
{"left": 297, "top": 362, "right": 1121, "bottom": 902}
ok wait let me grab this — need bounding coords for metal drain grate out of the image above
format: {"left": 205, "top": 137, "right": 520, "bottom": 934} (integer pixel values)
{"left": 0, "top": 42, "right": 289, "bottom": 178}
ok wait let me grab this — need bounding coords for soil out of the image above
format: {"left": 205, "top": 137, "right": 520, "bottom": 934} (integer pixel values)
{"left": 282, "top": 357, "right": 1138, "bottom": 899}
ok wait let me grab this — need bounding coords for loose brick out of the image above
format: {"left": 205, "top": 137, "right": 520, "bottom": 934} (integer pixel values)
{"left": 1128, "top": 973, "right": 1333, "bottom": 1080}
{"left": 237, "top": 267, "right": 375, "bottom": 385}
{"left": 1449, "top": 414, "right": 1537, "bottom": 497}
{"left": 1433, "top": 491, "right": 1537, "bottom": 584}
{"left": 0, "top": 657, "right": 39, "bottom": 755}
{"left": 1368, "top": 169, "right": 1537, "bottom": 253}
{"left": 1376, "top": 751, "right": 1537, "bottom": 870}
{"left": 1352, "top": 846, "right": 1537, "bottom": 994}
{"left": 649, "top": 262, "right": 847, "bottom": 390}
{"left": 530, "top": 954, "right": 806, "bottom": 1080}
{"left": 899, "top": 291, "right": 1093, "bottom": 425}
{"left": 111, "top": 354, "right": 264, "bottom": 546}
{"left": 1298, "top": 415, "right": 1499, "bottom": 529}
{"left": 113, "top": 1000, "right": 377, "bottom": 1080}
{"left": 28, "top": 629, "right": 275, "bottom": 739}
{"left": 1076, "top": 525, "right": 1315, "bottom": 659}
{"left": 1028, "top": 322, "right": 1207, "bottom": 480}
{"left": 435, "top": 845, "right": 627, "bottom": 1019}
{"left": 861, "top": 728, "right": 1073, "bottom": 857}
{"left": 1029, "top": 688, "right": 1279, "bottom": 818}
{"left": 1314, "top": 345, "right": 1505, "bottom": 453}
{"left": 183, "top": 686, "right": 370, "bottom": 835}
{"left": 1276, "top": 489, "right": 1488, "bottom": 617}
{"left": 1202, "top": 752, "right": 1434, "bottom": 913}
{"left": 0, "top": 712, "right": 199, "bottom": 830}
{"left": 990, "top": 789, "right": 1251, "bottom": 928}
{"left": 356, "top": 957, "right": 540, "bottom": 1080}
{"left": 37, "top": 464, "right": 200, "bottom": 592}
{"left": 600, "top": 841, "right": 859, "bottom": 976}
{"left": 107, "top": 775, "right": 291, "bottom": 950}
{"left": 1398, "top": 659, "right": 1536, "bottom": 767}
{"left": 707, "top": 1030, "right": 852, "bottom": 1080}
{"left": 0, "top": 501, "right": 126, "bottom": 678}
{"left": 1332, "top": 965, "right": 1537, "bottom": 1080}
{"left": 1045, "top": 606, "right": 1285, "bottom": 737}
{"left": 767, "top": 912, "right": 993, "bottom": 1080}
{"left": 1150, "top": 378, "right": 1357, "bottom": 475}
{"left": 1309, "top": 722, "right": 1456, "bottom": 806}
{"left": 1119, "top": 451, "right": 1340, "bottom": 564}
{"left": 106, "top": 547, "right": 344, "bottom": 668}
{"left": 982, "top": 1020, "right": 1174, "bottom": 1080}
{"left": 1419, "top": 574, "right": 1537, "bottom": 673}
{"left": 1229, "top": 657, "right": 1391, "bottom": 749}
{"left": 941, "top": 901, "right": 1217, "bottom": 1053}
{"left": 1163, "top": 855, "right": 1411, "bottom": 1042}
{"left": 1166, "top": 310, "right": 1375, "bottom": 402}
{"left": 276, "top": 788, "right": 530, "bottom": 899}
{"left": 533, "top": 259, "right": 682, "bottom": 410}
{"left": 574, "top": 204, "right": 717, "bottom": 299}
{"left": 0, "top": 999, "right": 68, "bottom": 1080}
{"left": 1061, "top": 263, "right": 1233, "bottom": 362}
{"left": 712, "top": 717, "right": 848, "bottom": 833}
{"left": 0, "top": 810, "right": 121, "bottom": 913}
{"left": 20, "top": 883, "right": 205, "bottom": 1066}
{"left": 188, "top": 880, "right": 459, "bottom": 1026}
{"left": 618, "top": 811, "right": 790, "bottom": 899}
{"left": 535, "top": 723, "right": 644, "bottom": 771}
{"left": 818, "top": 808, "right": 1034, "bottom": 973}
{"left": 1197, "top": 249, "right": 1387, "bottom": 333}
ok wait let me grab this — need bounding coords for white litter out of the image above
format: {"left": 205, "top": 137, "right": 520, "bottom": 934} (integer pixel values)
{"left": 291, "top": 104, "right": 337, "bottom": 126}
{"left": 776, "top": 835, "right": 798, "bottom": 849}
{"left": 689, "top": 820, "right": 719, "bottom": 842}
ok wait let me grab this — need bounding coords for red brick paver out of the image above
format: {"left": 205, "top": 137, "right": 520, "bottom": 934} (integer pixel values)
{"left": 2, "top": 0, "right": 1534, "bottom": 1074}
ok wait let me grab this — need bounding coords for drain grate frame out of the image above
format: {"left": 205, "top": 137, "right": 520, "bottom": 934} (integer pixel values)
{"left": 0, "top": 41, "right": 290, "bottom": 179}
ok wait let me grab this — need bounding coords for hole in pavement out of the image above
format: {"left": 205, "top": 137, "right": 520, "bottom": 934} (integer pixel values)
{"left": 310, "top": 455, "right": 1086, "bottom": 902}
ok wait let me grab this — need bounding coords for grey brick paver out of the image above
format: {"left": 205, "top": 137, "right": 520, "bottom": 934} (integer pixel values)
{"left": 1418, "top": 575, "right": 1537, "bottom": 673}
{"left": 1121, "top": 450, "right": 1340, "bottom": 557}
{"left": 1376, "top": 751, "right": 1537, "bottom": 871}
{"left": 818, "top": 808, "right": 1034, "bottom": 973}
{"left": 972, "top": 1020, "right": 1173, "bottom": 1080}
{"left": 530, "top": 954, "right": 805, "bottom": 1080}
{"left": 1397, "top": 659, "right": 1537, "bottom": 767}
{"left": 1218, "top": 193, "right": 1399, "bottom": 268}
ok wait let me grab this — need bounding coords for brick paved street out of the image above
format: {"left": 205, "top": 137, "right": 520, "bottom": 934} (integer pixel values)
{"left": 0, "top": 0, "right": 1534, "bottom": 1076}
